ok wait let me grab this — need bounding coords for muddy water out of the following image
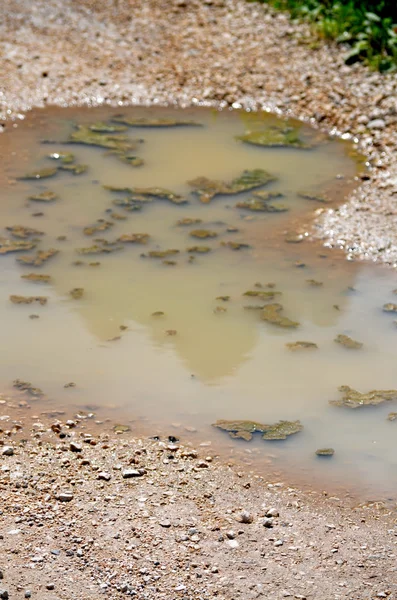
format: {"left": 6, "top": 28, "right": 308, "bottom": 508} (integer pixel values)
{"left": 1, "top": 106, "right": 396, "bottom": 497}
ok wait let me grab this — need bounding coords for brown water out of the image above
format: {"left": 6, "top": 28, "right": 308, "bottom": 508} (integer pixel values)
{"left": 1, "top": 106, "right": 397, "bottom": 498}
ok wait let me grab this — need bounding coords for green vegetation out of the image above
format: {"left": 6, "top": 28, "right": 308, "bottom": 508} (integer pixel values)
{"left": 257, "top": 0, "right": 397, "bottom": 70}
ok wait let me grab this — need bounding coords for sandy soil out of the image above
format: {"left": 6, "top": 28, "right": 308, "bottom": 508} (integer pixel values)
{"left": 1, "top": 406, "right": 397, "bottom": 600}
{"left": 0, "top": 0, "right": 397, "bottom": 264}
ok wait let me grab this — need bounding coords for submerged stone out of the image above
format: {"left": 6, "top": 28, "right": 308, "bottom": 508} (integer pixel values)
{"left": 83, "top": 220, "right": 114, "bottom": 236}
{"left": 112, "top": 115, "right": 201, "bottom": 127}
{"left": 148, "top": 249, "right": 180, "bottom": 258}
{"left": 58, "top": 163, "right": 88, "bottom": 175}
{"left": 316, "top": 448, "right": 335, "bottom": 456}
{"left": 186, "top": 246, "right": 211, "bottom": 253}
{"left": 387, "top": 412, "right": 397, "bottom": 421}
{"left": 221, "top": 241, "right": 251, "bottom": 250}
{"left": 70, "top": 288, "right": 84, "bottom": 300}
{"left": 163, "top": 260, "right": 177, "bottom": 266}
{"left": 21, "top": 273, "right": 51, "bottom": 283}
{"left": 330, "top": 385, "right": 397, "bottom": 409}
{"left": 285, "top": 232, "right": 305, "bottom": 243}
{"left": 0, "top": 239, "right": 37, "bottom": 254}
{"left": 213, "top": 419, "right": 303, "bottom": 441}
{"left": 216, "top": 296, "right": 230, "bottom": 302}
{"left": 112, "top": 198, "right": 145, "bottom": 211}
{"left": 298, "top": 191, "right": 331, "bottom": 203}
{"left": 252, "top": 191, "right": 284, "bottom": 201}
{"left": 109, "top": 212, "right": 127, "bottom": 220}
{"left": 117, "top": 233, "right": 150, "bottom": 244}
{"left": 177, "top": 218, "right": 203, "bottom": 226}
{"left": 17, "top": 248, "right": 59, "bottom": 267}
{"left": 152, "top": 311, "right": 165, "bottom": 317}
{"left": 28, "top": 191, "right": 58, "bottom": 203}
{"left": 189, "top": 169, "right": 276, "bottom": 203}
{"left": 18, "top": 167, "right": 58, "bottom": 180}
{"left": 190, "top": 229, "right": 217, "bottom": 239}
{"left": 105, "top": 185, "right": 185, "bottom": 204}
{"left": 286, "top": 341, "right": 318, "bottom": 350}
{"left": 237, "top": 125, "right": 310, "bottom": 149}
{"left": 383, "top": 303, "right": 397, "bottom": 313}
{"left": 48, "top": 152, "right": 75, "bottom": 163}
{"left": 113, "top": 424, "right": 131, "bottom": 433}
{"left": 10, "top": 294, "right": 47, "bottom": 305}
{"left": 13, "top": 379, "right": 43, "bottom": 397}
{"left": 107, "top": 151, "right": 144, "bottom": 167}
{"left": 261, "top": 303, "right": 299, "bottom": 328}
{"left": 334, "top": 334, "right": 363, "bottom": 349}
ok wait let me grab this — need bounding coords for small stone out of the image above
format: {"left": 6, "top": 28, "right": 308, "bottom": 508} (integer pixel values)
{"left": 367, "top": 119, "right": 385, "bottom": 130}
{"left": 97, "top": 471, "right": 111, "bottom": 481}
{"left": 2, "top": 446, "right": 14, "bottom": 456}
{"left": 57, "top": 492, "right": 74, "bottom": 502}
{"left": 69, "top": 441, "right": 82, "bottom": 452}
{"left": 316, "top": 448, "right": 335, "bottom": 456}
{"left": 237, "top": 511, "right": 253, "bottom": 524}
{"left": 263, "top": 518, "right": 274, "bottom": 528}
{"left": 226, "top": 530, "right": 236, "bottom": 539}
{"left": 196, "top": 460, "right": 209, "bottom": 468}
{"left": 0, "top": 590, "right": 9, "bottom": 600}
{"left": 122, "top": 469, "right": 144, "bottom": 478}
{"left": 159, "top": 520, "right": 171, "bottom": 528}
{"left": 46, "top": 584, "right": 55, "bottom": 591}
{"left": 25, "top": 592, "right": 31, "bottom": 599}
{"left": 274, "top": 539, "right": 284, "bottom": 547}
{"left": 265, "top": 508, "right": 279, "bottom": 518}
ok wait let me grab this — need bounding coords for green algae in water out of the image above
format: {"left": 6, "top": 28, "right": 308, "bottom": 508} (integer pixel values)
{"left": 190, "top": 229, "right": 218, "bottom": 239}
{"left": 186, "top": 246, "right": 212, "bottom": 253}
{"left": 221, "top": 241, "right": 251, "bottom": 250}
{"left": 105, "top": 186, "right": 186, "bottom": 205}
{"left": 19, "top": 167, "right": 58, "bottom": 180}
{"left": 111, "top": 115, "right": 202, "bottom": 128}
{"left": 48, "top": 152, "right": 75, "bottom": 164}
{"left": 330, "top": 386, "right": 397, "bottom": 409}
{"left": 87, "top": 122, "right": 128, "bottom": 133}
{"left": 58, "top": 163, "right": 88, "bottom": 175}
{"left": 237, "top": 126, "right": 310, "bottom": 149}
{"left": 235, "top": 197, "right": 288, "bottom": 212}
{"left": 213, "top": 419, "right": 303, "bottom": 441}
{"left": 243, "top": 290, "right": 281, "bottom": 299}
{"left": 334, "top": 334, "right": 363, "bottom": 349}
{"left": 147, "top": 249, "right": 180, "bottom": 258}
{"left": 189, "top": 169, "right": 276, "bottom": 203}
{"left": 21, "top": 273, "right": 51, "bottom": 283}
{"left": 17, "top": 248, "right": 59, "bottom": 267}
{"left": 0, "top": 239, "right": 37, "bottom": 254}
{"left": 10, "top": 294, "right": 48, "bottom": 305}
{"left": 28, "top": 191, "right": 58, "bottom": 203}
{"left": 70, "top": 288, "right": 84, "bottom": 300}
{"left": 83, "top": 221, "right": 114, "bottom": 236}
{"left": 117, "top": 233, "right": 150, "bottom": 244}
{"left": 316, "top": 448, "right": 335, "bottom": 456}
{"left": 298, "top": 191, "right": 331, "bottom": 204}
{"left": 286, "top": 341, "right": 318, "bottom": 351}
{"left": 6, "top": 226, "right": 43, "bottom": 239}
{"left": 261, "top": 303, "right": 299, "bottom": 328}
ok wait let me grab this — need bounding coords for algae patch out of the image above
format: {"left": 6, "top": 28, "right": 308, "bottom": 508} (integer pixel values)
{"left": 10, "top": 295, "right": 48, "bottom": 305}
{"left": 330, "top": 385, "right": 397, "bottom": 409}
{"left": 188, "top": 169, "right": 276, "bottom": 203}
{"left": 334, "top": 334, "right": 363, "bottom": 349}
{"left": 286, "top": 341, "right": 318, "bottom": 350}
{"left": 17, "top": 249, "right": 59, "bottom": 267}
{"left": 213, "top": 419, "right": 303, "bottom": 441}
{"left": 0, "top": 239, "right": 37, "bottom": 254}
{"left": 18, "top": 167, "right": 58, "bottom": 180}
{"left": 237, "top": 125, "right": 310, "bottom": 149}
{"left": 21, "top": 274, "right": 51, "bottom": 283}
{"left": 29, "top": 191, "right": 58, "bottom": 203}
{"left": 261, "top": 303, "right": 299, "bottom": 328}
{"left": 112, "top": 116, "right": 201, "bottom": 127}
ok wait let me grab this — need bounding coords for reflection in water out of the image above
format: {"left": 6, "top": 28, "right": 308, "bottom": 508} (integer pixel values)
{"left": 1, "top": 106, "right": 397, "bottom": 497}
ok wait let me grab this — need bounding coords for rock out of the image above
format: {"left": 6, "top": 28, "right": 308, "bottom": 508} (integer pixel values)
{"left": 265, "top": 508, "right": 279, "bottom": 518}
{"left": 367, "top": 119, "right": 385, "bottom": 130}
{"left": 69, "top": 442, "right": 82, "bottom": 452}
{"left": 159, "top": 520, "right": 171, "bottom": 528}
{"left": 196, "top": 460, "right": 209, "bottom": 468}
{"left": 25, "top": 592, "right": 31, "bottom": 599}
{"left": 122, "top": 469, "right": 145, "bottom": 478}
{"left": 274, "top": 539, "right": 284, "bottom": 547}
{"left": 226, "top": 530, "right": 236, "bottom": 539}
{"left": 263, "top": 518, "right": 274, "bottom": 528}
{"left": 237, "top": 511, "right": 253, "bottom": 524}
{"left": 0, "top": 590, "right": 9, "bottom": 600}
{"left": 46, "top": 583, "right": 55, "bottom": 590}
{"left": 57, "top": 492, "right": 74, "bottom": 502}
{"left": 97, "top": 471, "right": 111, "bottom": 481}
{"left": 2, "top": 446, "right": 14, "bottom": 456}
{"left": 316, "top": 448, "right": 335, "bottom": 456}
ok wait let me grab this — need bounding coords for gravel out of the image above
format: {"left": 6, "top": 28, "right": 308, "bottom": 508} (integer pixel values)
{"left": 0, "top": 0, "right": 397, "bottom": 265}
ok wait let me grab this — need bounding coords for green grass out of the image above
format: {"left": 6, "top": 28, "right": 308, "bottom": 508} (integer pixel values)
{"left": 255, "top": 0, "right": 397, "bottom": 71}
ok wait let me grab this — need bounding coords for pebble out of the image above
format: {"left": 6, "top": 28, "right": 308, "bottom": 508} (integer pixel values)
{"left": 159, "top": 520, "right": 171, "bottom": 528}
{"left": 1, "top": 447, "right": 14, "bottom": 456}
{"left": 46, "top": 584, "right": 55, "bottom": 590}
{"left": 122, "top": 469, "right": 145, "bottom": 478}
{"left": 367, "top": 119, "right": 385, "bottom": 130}
{"left": 57, "top": 491, "right": 74, "bottom": 502}
{"left": 70, "top": 441, "right": 82, "bottom": 452}
{"left": 196, "top": 461, "right": 209, "bottom": 468}
{"left": 237, "top": 510, "right": 254, "bottom": 524}
{"left": 25, "top": 592, "right": 31, "bottom": 599}
{"left": 0, "top": 590, "right": 9, "bottom": 600}
{"left": 274, "top": 540, "right": 284, "bottom": 547}
{"left": 97, "top": 471, "right": 111, "bottom": 481}
{"left": 226, "top": 530, "right": 236, "bottom": 540}
{"left": 263, "top": 518, "right": 274, "bottom": 528}
{"left": 265, "top": 508, "right": 279, "bottom": 518}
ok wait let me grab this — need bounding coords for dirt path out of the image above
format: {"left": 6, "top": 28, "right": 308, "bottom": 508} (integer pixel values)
{"left": 1, "top": 408, "right": 397, "bottom": 600}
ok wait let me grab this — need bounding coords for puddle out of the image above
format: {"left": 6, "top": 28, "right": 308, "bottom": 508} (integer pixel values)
{"left": 1, "top": 106, "right": 396, "bottom": 498}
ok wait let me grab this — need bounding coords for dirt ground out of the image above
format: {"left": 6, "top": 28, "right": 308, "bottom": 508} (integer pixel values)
{"left": 1, "top": 1, "right": 397, "bottom": 598}
{"left": 2, "top": 408, "right": 397, "bottom": 600}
